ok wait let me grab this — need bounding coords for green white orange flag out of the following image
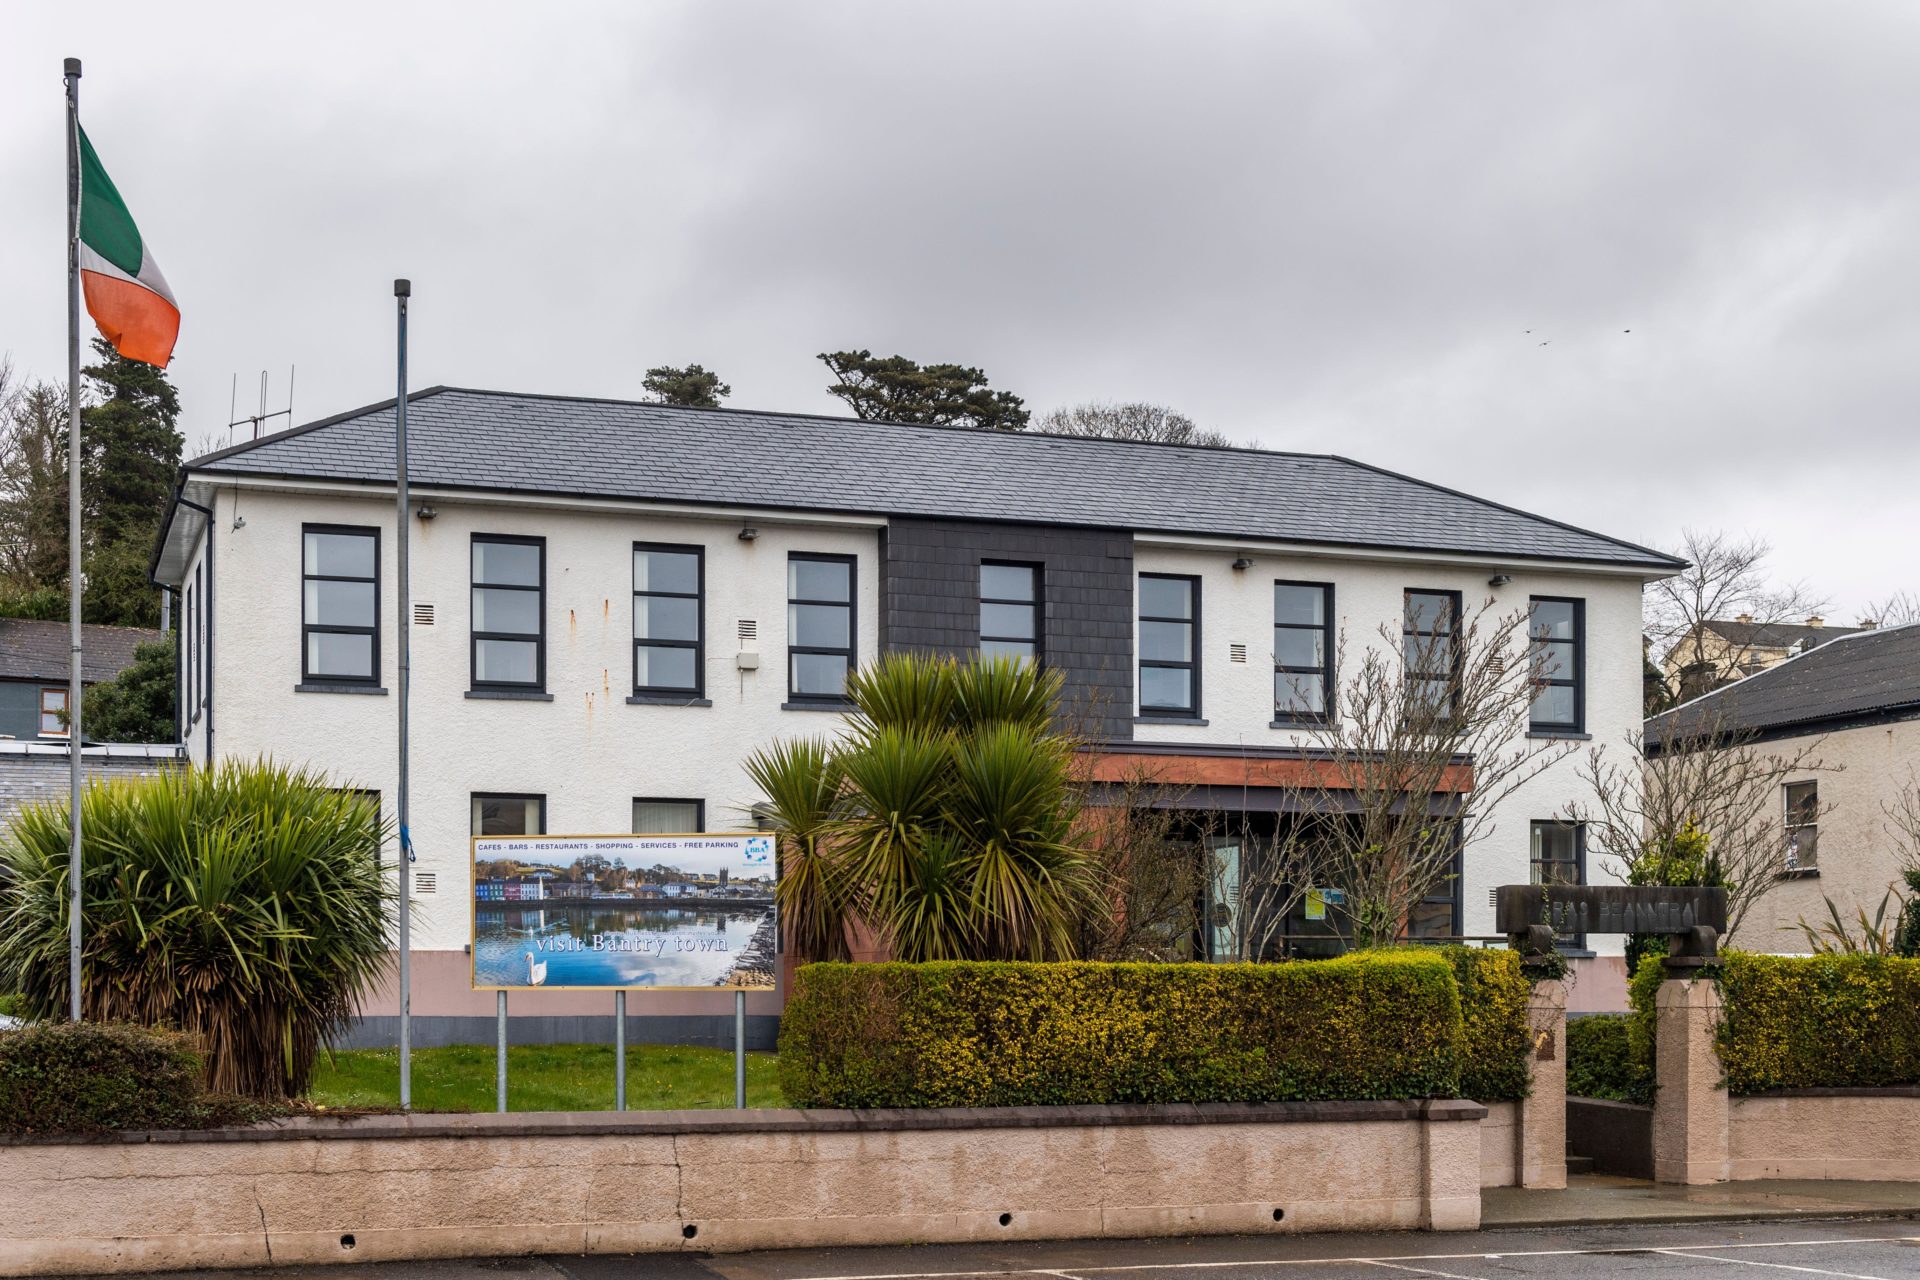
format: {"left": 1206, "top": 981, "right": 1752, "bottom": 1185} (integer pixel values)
{"left": 76, "top": 126, "right": 179, "bottom": 368}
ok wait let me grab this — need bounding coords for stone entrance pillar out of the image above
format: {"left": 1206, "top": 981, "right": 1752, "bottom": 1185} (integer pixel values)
{"left": 1652, "top": 976, "right": 1728, "bottom": 1185}
{"left": 1519, "top": 978, "right": 1567, "bottom": 1189}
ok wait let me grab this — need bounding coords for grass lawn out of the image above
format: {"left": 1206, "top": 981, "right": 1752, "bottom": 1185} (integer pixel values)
{"left": 309, "top": 1043, "right": 784, "bottom": 1112}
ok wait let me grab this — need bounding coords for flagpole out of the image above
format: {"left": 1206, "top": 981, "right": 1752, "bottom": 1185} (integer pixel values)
{"left": 394, "top": 278, "right": 412, "bottom": 1110}
{"left": 63, "top": 56, "right": 84, "bottom": 1025}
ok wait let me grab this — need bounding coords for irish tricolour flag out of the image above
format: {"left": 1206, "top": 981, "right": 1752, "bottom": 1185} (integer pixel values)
{"left": 77, "top": 126, "right": 179, "bottom": 368}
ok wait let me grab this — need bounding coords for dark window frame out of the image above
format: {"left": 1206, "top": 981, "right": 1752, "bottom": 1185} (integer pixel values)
{"left": 301, "top": 523, "right": 381, "bottom": 687}
{"left": 1528, "top": 596, "right": 1586, "bottom": 733}
{"left": 1273, "top": 580, "right": 1336, "bottom": 725}
{"left": 787, "top": 551, "right": 857, "bottom": 702}
{"left": 183, "top": 575, "right": 195, "bottom": 719}
{"left": 633, "top": 797, "right": 707, "bottom": 833}
{"left": 979, "top": 559, "right": 1043, "bottom": 665}
{"left": 1402, "top": 587, "right": 1463, "bottom": 716}
{"left": 1408, "top": 827, "right": 1463, "bottom": 939}
{"left": 1138, "top": 572, "right": 1201, "bottom": 718}
{"left": 632, "top": 542, "right": 706, "bottom": 698}
{"left": 470, "top": 791, "right": 548, "bottom": 837}
{"left": 1530, "top": 819, "right": 1587, "bottom": 948}
{"left": 470, "top": 534, "right": 547, "bottom": 692}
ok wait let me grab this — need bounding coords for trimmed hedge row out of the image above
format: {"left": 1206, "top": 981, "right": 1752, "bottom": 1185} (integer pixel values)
{"left": 1566, "top": 1014, "right": 1653, "bottom": 1104}
{"left": 1441, "top": 946, "right": 1534, "bottom": 1103}
{"left": 0, "top": 1022, "right": 273, "bottom": 1135}
{"left": 1717, "top": 953, "right": 1920, "bottom": 1094}
{"left": 779, "top": 951, "right": 1469, "bottom": 1108}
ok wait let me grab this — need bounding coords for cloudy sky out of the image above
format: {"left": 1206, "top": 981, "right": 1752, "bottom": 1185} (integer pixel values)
{"left": 4, "top": 3, "right": 1914, "bottom": 618}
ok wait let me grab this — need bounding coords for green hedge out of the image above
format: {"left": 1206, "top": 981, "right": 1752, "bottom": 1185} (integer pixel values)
{"left": 0, "top": 1022, "right": 271, "bottom": 1135}
{"left": 1718, "top": 953, "right": 1920, "bottom": 1094}
{"left": 779, "top": 951, "right": 1466, "bottom": 1108}
{"left": 1566, "top": 1014, "right": 1653, "bottom": 1103}
{"left": 1440, "top": 946, "right": 1534, "bottom": 1103}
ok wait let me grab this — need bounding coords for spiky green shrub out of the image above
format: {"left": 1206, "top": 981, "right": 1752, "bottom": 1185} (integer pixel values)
{"left": 0, "top": 759, "right": 393, "bottom": 1099}
{"left": 748, "top": 653, "right": 1098, "bottom": 963}
{"left": 780, "top": 951, "right": 1464, "bottom": 1107}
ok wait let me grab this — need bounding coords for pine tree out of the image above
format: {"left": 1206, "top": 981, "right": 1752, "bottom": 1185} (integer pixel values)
{"left": 642, "top": 364, "right": 731, "bottom": 408}
{"left": 79, "top": 338, "right": 180, "bottom": 627}
{"left": 818, "top": 350, "right": 1028, "bottom": 431}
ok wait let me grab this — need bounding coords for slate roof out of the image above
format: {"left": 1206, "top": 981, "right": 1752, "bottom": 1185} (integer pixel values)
{"left": 173, "top": 386, "right": 1682, "bottom": 571}
{"left": 0, "top": 619, "right": 164, "bottom": 684}
{"left": 1647, "top": 623, "right": 1920, "bottom": 749}
{"left": 1698, "top": 618, "right": 1864, "bottom": 651}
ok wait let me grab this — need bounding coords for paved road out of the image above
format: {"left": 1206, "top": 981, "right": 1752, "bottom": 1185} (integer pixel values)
{"left": 97, "top": 1219, "right": 1920, "bottom": 1280}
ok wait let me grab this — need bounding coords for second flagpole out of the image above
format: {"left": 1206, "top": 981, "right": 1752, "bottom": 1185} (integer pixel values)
{"left": 63, "top": 56, "right": 84, "bottom": 1025}
{"left": 394, "top": 278, "right": 412, "bottom": 1110}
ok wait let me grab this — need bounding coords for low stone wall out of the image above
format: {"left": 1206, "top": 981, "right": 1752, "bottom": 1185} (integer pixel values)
{"left": 1730, "top": 1090, "right": 1920, "bottom": 1182}
{"left": 1478, "top": 1101, "right": 1516, "bottom": 1187}
{"left": 0, "top": 1101, "right": 1485, "bottom": 1275}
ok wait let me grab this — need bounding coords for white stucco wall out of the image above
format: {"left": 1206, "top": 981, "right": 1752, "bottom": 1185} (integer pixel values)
{"left": 1130, "top": 540, "right": 1646, "bottom": 945}
{"left": 206, "top": 484, "right": 879, "bottom": 953}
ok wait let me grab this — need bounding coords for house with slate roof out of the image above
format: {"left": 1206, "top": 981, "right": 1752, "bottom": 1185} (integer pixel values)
{"left": 1647, "top": 622, "right": 1920, "bottom": 951}
{"left": 1660, "top": 613, "right": 1867, "bottom": 699}
{"left": 0, "top": 618, "right": 163, "bottom": 742}
{"left": 152, "top": 386, "right": 1683, "bottom": 1042}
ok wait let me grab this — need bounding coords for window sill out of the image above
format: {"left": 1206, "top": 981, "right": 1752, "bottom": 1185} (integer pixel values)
{"left": 466, "top": 690, "right": 555, "bottom": 702}
{"left": 782, "top": 699, "right": 852, "bottom": 713}
{"left": 626, "top": 694, "right": 714, "bottom": 707}
{"left": 1528, "top": 729, "right": 1593, "bottom": 741}
{"left": 1775, "top": 867, "right": 1820, "bottom": 881}
{"left": 295, "top": 683, "right": 388, "bottom": 696}
{"left": 1269, "top": 718, "right": 1331, "bottom": 731}
{"left": 1554, "top": 946, "right": 1597, "bottom": 959}
{"left": 1135, "top": 715, "right": 1208, "bottom": 726}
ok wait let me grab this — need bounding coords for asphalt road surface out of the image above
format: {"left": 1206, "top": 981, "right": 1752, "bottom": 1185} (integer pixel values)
{"left": 91, "top": 1219, "right": 1920, "bottom": 1280}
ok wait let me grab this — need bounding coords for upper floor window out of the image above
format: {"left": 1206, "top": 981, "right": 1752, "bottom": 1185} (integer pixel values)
{"left": 1403, "top": 589, "right": 1462, "bottom": 716}
{"left": 1784, "top": 781, "right": 1819, "bottom": 871}
{"left": 1531, "top": 819, "right": 1586, "bottom": 946}
{"left": 980, "top": 562, "right": 1041, "bottom": 663}
{"left": 302, "top": 526, "right": 379, "bottom": 685}
{"left": 1274, "top": 581, "right": 1334, "bottom": 723}
{"left": 472, "top": 536, "right": 545, "bottom": 690}
{"left": 788, "top": 553, "right": 855, "bottom": 700}
{"left": 1138, "top": 574, "right": 1198, "bottom": 717}
{"left": 183, "top": 578, "right": 195, "bottom": 718}
{"left": 633, "top": 544, "right": 704, "bottom": 696}
{"left": 1529, "top": 597, "right": 1584, "bottom": 733}
{"left": 472, "top": 792, "right": 546, "bottom": 837}
{"left": 39, "top": 687, "right": 67, "bottom": 737}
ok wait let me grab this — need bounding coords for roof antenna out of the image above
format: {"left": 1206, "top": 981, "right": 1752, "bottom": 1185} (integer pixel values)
{"left": 226, "top": 367, "right": 296, "bottom": 441}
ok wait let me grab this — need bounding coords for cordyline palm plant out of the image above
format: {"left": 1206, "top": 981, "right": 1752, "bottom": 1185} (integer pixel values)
{"left": 746, "top": 653, "right": 1097, "bottom": 963}
{"left": 0, "top": 759, "right": 394, "bottom": 1099}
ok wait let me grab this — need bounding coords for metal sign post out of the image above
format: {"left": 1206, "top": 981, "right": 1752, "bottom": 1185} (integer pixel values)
{"left": 615, "top": 990, "right": 627, "bottom": 1111}
{"left": 735, "top": 990, "right": 746, "bottom": 1109}
{"left": 495, "top": 990, "right": 507, "bottom": 1113}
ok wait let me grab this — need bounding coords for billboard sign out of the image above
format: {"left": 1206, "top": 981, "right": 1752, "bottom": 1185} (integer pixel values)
{"left": 471, "top": 833, "right": 777, "bottom": 991}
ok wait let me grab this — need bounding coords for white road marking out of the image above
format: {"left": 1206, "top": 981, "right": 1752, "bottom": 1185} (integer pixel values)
{"left": 1362, "top": 1261, "right": 1489, "bottom": 1280}
{"left": 782, "top": 1233, "right": 1920, "bottom": 1280}
{"left": 1654, "top": 1250, "right": 1897, "bottom": 1280}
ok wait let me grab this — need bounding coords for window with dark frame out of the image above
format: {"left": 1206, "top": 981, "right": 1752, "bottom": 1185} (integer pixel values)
{"left": 301, "top": 526, "right": 379, "bottom": 685}
{"left": 787, "top": 553, "right": 855, "bottom": 700}
{"left": 471, "top": 536, "right": 545, "bottom": 690}
{"left": 183, "top": 577, "right": 195, "bottom": 718}
{"left": 634, "top": 798, "right": 704, "bottom": 833}
{"left": 1784, "top": 781, "right": 1819, "bottom": 871}
{"left": 471, "top": 793, "right": 546, "bottom": 837}
{"left": 1403, "top": 589, "right": 1462, "bottom": 716}
{"left": 1406, "top": 835, "right": 1461, "bottom": 938}
{"left": 1529, "top": 597, "right": 1585, "bottom": 733}
{"left": 980, "top": 562, "right": 1041, "bottom": 663}
{"left": 1138, "top": 574, "right": 1199, "bottom": 717}
{"left": 196, "top": 560, "right": 207, "bottom": 714}
{"left": 1531, "top": 820, "right": 1586, "bottom": 946}
{"left": 632, "top": 544, "right": 704, "bottom": 696}
{"left": 1274, "top": 581, "right": 1334, "bottom": 722}
{"left": 39, "top": 687, "right": 67, "bottom": 737}
{"left": 332, "top": 787, "right": 383, "bottom": 865}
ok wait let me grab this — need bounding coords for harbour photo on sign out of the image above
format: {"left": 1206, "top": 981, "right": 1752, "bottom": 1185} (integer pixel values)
{"left": 470, "top": 834, "right": 776, "bottom": 990}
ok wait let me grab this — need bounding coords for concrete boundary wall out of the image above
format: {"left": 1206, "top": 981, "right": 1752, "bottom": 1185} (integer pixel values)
{"left": 1730, "top": 1090, "right": 1920, "bottom": 1182}
{"left": 0, "top": 1101, "right": 1486, "bottom": 1275}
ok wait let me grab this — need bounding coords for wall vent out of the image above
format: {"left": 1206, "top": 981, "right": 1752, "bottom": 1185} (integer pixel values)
{"left": 415, "top": 870, "right": 438, "bottom": 895}
{"left": 1488, "top": 887, "right": 1498, "bottom": 907}
{"left": 412, "top": 603, "right": 436, "bottom": 627}
{"left": 1229, "top": 643, "right": 1248, "bottom": 664}
{"left": 738, "top": 619, "right": 758, "bottom": 643}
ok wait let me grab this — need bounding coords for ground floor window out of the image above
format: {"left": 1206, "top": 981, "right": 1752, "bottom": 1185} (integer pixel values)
{"left": 38, "top": 686, "right": 67, "bottom": 737}
{"left": 472, "top": 793, "right": 546, "bottom": 836}
{"left": 634, "top": 798, "right": 704, "bottom": 833}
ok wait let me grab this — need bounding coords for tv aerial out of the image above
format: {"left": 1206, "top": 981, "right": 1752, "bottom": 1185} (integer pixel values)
{"left": 227, "top": 368, "right": 295, "bottom": 445}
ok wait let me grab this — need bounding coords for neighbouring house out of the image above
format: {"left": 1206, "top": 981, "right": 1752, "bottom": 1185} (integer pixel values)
{"left": 0, "top": 618, "right": 165, "bottom": 743}
{"left": 150, "top": 386, "right": 1683, "bottom": 1042}
{"left": 1661, "top": 614, "right": 1866, "bottom": 699}
{"left": 1645, "top": 622, "right": 1920, "bottom": 952}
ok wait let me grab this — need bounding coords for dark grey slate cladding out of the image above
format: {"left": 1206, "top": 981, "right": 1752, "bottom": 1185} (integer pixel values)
{"left": 881, "top": 518, "right": 1134, "bottom": 740}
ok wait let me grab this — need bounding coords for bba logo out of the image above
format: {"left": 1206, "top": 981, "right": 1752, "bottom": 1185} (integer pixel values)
{"left": 743, "top": 836, "right": 773, "bottom": 865}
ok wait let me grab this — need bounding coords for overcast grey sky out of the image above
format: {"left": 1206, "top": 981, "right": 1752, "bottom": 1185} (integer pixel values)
{"left": 4, "top": 3, "right": 1915, "bottom": 617}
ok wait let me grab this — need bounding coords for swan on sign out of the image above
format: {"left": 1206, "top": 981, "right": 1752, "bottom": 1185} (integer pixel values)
{"left": 525, "top": 951, "right": 549, "bottom": 986}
